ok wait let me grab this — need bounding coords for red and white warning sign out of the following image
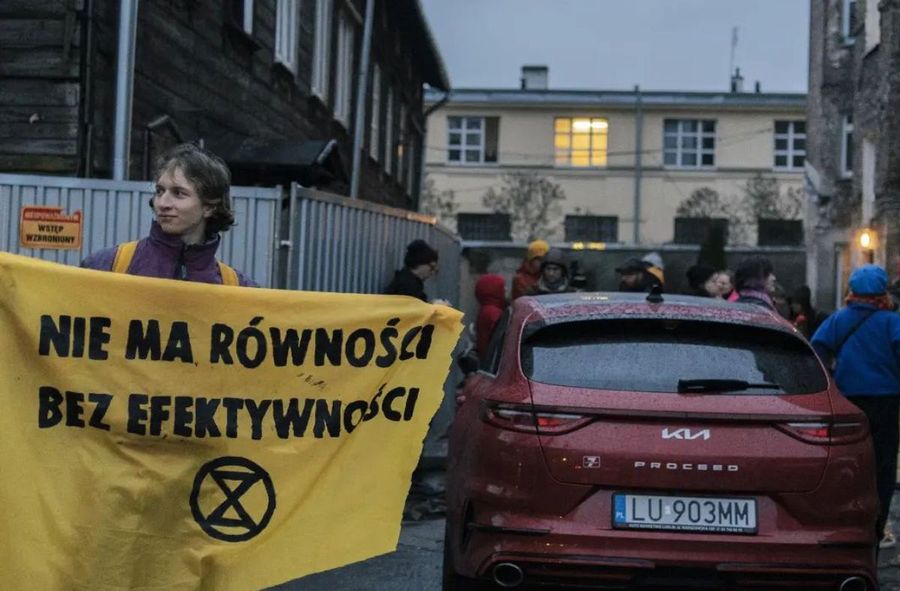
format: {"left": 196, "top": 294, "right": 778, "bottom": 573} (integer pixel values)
{"left": 19, "top": 206, "right": 83, "bottom": 250}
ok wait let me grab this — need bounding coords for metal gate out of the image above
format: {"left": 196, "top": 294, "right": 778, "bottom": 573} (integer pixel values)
{"left": 0, "top": 174, "right": 281, "bottom": 287}
{"left": 284, "top": 184, "right": 461, "bottom": 305}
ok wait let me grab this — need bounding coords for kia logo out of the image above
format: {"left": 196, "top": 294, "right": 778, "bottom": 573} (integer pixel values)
{"left": 661, "top": 427, "right": 710, "bottom": 441}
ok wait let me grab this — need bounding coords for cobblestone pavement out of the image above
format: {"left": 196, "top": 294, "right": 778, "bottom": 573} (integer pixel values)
{"left": 274, "top": 492, "right": 900, "bottom": 591}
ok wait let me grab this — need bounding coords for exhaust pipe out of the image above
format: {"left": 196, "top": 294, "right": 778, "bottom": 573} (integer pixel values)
{"left": 839, "top": 576, "right": 868, "bottom": 591}
{"left": 491, "top": 562, "right": 525, "bottom": 588}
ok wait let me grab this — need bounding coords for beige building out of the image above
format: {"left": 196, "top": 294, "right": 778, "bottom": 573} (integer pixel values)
{"left": 424, "top": 67, "right": 807, "bottom": 246}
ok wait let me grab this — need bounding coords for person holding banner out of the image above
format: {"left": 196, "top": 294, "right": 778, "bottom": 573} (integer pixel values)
{"left": 80, "top": 143, "right": 256, "bottom": 286}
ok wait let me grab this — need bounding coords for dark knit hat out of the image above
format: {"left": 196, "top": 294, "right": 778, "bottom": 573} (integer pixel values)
{"left": 404, "top": 239, "right": 439, "bottom": 268}
{"left": 540, "top": 248, "right": 568, "bottom": 275}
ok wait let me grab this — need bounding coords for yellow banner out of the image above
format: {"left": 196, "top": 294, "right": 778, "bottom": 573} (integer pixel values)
{"left": 0, "top": 252, "right": 462, "bottom": 591}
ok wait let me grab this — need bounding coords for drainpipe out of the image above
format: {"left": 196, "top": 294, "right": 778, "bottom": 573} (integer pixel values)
{"left": 76, "top": 0, "right": 95, "bottom": 177}
{"left": 112, "top": 0, "right": 139, "bottom": 180}
{"left": 349, "top": 0, "right": 375, "bottom": 199}
{"left": 632, "top": 84, "right": 643, "bottom": 245}
{"left": 416, "top": 91, "right": 450, "bottom": 212}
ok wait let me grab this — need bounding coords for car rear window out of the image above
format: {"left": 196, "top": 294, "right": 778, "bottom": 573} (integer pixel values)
{"left": 521, "top": 319, "right": 828, "bottom": 394}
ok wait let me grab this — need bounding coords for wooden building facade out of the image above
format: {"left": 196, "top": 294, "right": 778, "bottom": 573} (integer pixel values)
{"left": 0, "top": 0, "right": 449, "bottom": 209}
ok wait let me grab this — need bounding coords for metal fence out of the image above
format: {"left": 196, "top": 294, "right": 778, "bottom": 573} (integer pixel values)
{"left": 0, "top": 174, "right": 281, "bottom": 287}
{"left": 0, "top": 175, "right": 461, "bottom": 303}
{"left": 284, "top": 184, "right": 461, "bottom": 305}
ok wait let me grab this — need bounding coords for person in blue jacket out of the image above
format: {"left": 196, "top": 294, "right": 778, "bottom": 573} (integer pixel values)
{"left": 811, "top": 264, "right": 900, "bottom": 544}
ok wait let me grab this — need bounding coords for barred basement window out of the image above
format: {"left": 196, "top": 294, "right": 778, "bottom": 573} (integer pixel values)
{"left": 673, "top": 217, "right": 728, "bottom": 245}
{"left": 757, "top": 219, "right": 803, "bottom": 246}
{"left": 564, "top": 215, "right": 618, "bottom": 242}
{"left": 456, "top": 213, "right": 511, "bottom": 241}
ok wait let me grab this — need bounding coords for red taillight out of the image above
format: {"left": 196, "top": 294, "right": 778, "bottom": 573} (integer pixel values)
{"left": 777, "top": 421, "right": 869, "bottom": 444}
{"left": 481, "top": 403, "right": 592, "bottom": 434}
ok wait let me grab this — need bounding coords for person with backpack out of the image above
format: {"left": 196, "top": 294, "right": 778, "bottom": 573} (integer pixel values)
{"left": 80, "top": 143, "right": 256, "bottom": 286}
{"left": 811, "top": 264, "right": 900, "bottom": 546}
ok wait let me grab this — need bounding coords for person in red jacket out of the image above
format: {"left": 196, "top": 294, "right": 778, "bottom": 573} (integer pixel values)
{"left": 512, "top": 239, "right": 549, "bottom": 299}
{"left": 474, "top": 274, "right": 507, "bottom": 359}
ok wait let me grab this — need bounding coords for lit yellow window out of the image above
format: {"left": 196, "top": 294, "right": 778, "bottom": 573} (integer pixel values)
{"left": 554, "top": 117, "right": 608, "bottom": 167}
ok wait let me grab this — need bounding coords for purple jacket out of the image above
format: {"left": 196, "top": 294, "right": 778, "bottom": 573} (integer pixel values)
{"left": 80, "top": 221, "right": 257, "bottom": 287}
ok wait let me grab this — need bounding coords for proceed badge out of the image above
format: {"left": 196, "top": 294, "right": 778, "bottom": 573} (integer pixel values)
{"left": 20, "top": 206, "right": 83, "bottom": 250}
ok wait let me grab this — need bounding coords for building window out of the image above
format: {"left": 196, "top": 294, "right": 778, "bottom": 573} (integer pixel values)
{"left": 664, "top": 119, "right": 716, "bottom": 168}
{"left": 312, "top": 0, "right": 333, "bottom": 99}
{"left": 673, "top": 217, "right": 728, "bottom": 245}
{"left": 406, "top": 136, "right": 418, "bottom": 195}
{"left": 841, "top": 115, "right": 854, "bottom": 178}
{"left": 862, "top": 139, "right": 876, "bottom": 222}
{"left": 842, "top": 0, "right": 857, "bottom": 43}
{"left": 773, "top": 121, "right": 806, "bottom": 170}
{"left": 333, "top": 12, "right": 355, "bottom": 126}
{"left": 457, "top": 213, "right": 511, "bottom": 241}
{"left": 564, "top": 215, "right": 618, "bottom": 242}
{"left": 447, "top": 117, "right": 499, "bottom": 164}
{"left": 757, "top": 219, "right": 803, "bottom": 246}
{"left": 226, "top": 0, "right": 254, "bottom": 34}
{"left": 369, "top": 64, "right": 381, "bottom": 161}
{"left": 399, "top": 102, "right": 408, "bottom": 181}
{"left": 274, "top": 0, "right": 298, "bottom": 72}
{"left": 384, "top": 88, "right": 394, "bottom": 175}
{"left": 864, "top": 0, "right": 880, "bottom": 52}
{"left": 554, "top": 117, "right": 608, "bottom": 167}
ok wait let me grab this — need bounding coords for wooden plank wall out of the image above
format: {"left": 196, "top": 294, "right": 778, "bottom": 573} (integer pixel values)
{"left": 0, "top": 0, "right": 83, "bottom": 174}
{"left": 0, "top": 0, "right": 434, "bottom": 211}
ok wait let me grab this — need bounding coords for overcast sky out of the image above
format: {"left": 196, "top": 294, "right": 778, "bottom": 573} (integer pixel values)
{"left": 419, "top": 0, "right": 809, "bottom": 93}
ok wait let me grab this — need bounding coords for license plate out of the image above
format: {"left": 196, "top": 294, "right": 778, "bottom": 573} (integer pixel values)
{"left": 613, "top": 494, "right": 757, "bottom": 534}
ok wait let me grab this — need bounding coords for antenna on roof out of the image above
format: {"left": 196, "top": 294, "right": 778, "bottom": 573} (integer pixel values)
{"left": 728, "top": 26, "right": 739, "bottom": 89}
{"left": 646, "top": 285, "right": 664, "bottom": 304}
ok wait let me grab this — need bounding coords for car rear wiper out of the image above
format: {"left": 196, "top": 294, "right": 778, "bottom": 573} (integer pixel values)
{"left": 677, "top": 379, "right": 780, "bottom": 393}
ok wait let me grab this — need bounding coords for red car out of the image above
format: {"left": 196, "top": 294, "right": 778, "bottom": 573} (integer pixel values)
{"left": 444, "top": 292, "right": 878, "bottom": 591}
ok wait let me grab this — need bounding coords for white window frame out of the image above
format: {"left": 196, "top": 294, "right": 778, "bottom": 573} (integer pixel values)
{"left": 663, "top": 119, "right": 716, "bottom": 169}
{"left": 333, "top": 12, "right": 355, "bottom": 126}
{"left": 554, "top": 117, "right": 608, "bottom": 167}
{"left": 240, "top": 0, "right": 254, "bottom": 34}
{"left": 369, "top": 64, "right": 381, "bottom": 161}
{"left": 274, "top": 0, "right": 298, "bottom": 73}
{"left": 864, "top": 0, "right": 880, "bottom": 52}
{"left": 447, "top": 116, "right": 486, "bottom": 164}
{"left": 841, "top": 115, "right": 854, "bottom": 178}
{"left": 384, "top": 88, "right": 394, "bottom": 175}
{"left": 842, "top": 0, "right": 857, "bottom": 43}
{"left": 773, "top": 120, "right": 806, "bottom": 171}
{"left": 312, "top": 0, "right": 333, "bottom": 100}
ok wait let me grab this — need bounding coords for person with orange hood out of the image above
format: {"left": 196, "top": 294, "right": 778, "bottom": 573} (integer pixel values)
{"left": 474, "top": 274, "right": 507, "bottom": 359}
{"left": 512, "top": 239, "right": 549, "bottom": 299}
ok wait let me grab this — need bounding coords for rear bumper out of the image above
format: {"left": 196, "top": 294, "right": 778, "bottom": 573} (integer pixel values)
{"left": 457, "top": 527, "right": 876, "bottom": 590}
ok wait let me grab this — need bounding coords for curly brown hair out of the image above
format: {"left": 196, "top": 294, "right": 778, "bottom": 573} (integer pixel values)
{"left": 152, "top": 143, "right": 235, "bottom": 235}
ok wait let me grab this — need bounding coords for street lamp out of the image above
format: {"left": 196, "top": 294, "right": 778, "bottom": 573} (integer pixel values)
{"left": 858, "top": 228, "right": 876, "bottom": 263}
